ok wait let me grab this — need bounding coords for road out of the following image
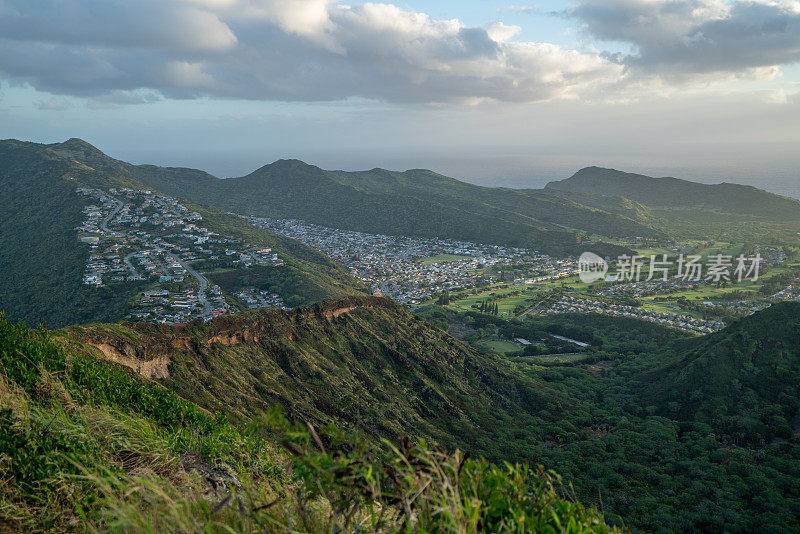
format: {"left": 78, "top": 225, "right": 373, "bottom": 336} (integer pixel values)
{"left": 141, "top": 238, "right": 213, "bottom": 319}
{"left": 163, "top": 250, "right": 213, "bottom": 318}
{"left": 123, "top": 252, "right": 142, "bottom": 280}
{"left": 100, "top": 199, "right": 124, "bottom": 235}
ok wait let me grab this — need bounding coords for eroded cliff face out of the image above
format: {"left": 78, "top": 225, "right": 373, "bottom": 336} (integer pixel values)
{"left": 62, "top": 296, "right": 397, "bottom": 378}
{"left": 64, "top": 325, "right": 177, "bottom": 379}
{"left": 57, "top": 294, "right": 552, "bottom": 454}
{"left": 91, "top": 342, "right": 171, "bottom": 379}
{"left": 207, "top": 296, "right": 394, "bottom": 347}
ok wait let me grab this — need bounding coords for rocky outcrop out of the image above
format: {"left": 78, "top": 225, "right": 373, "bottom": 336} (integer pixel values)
{"left": 65, "top": 324, "right": 177, "bottom": 380}
{"left": 289, "top": 295, "right": 395, "bottom": 323}
{"left": 207, "top": 295, "right": 396, "bottom": 347}
{"left": 66, "top": 296, "right": 399, "bottom": 373}
{"left": 91, "top": 342, "right": 171, "bottom": 379}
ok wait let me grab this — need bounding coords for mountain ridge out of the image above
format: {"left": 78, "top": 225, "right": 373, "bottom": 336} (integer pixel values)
{"left": 24, "top": 138, "right": 651, "bottom": 255}
{"left": 58, "top": 294, "right": 563, "bottom": 453}
{"left": 634, "top": 301, "right": 800, "bottom": 440}
{"left": 46, "top": 138, "right": 798, "bottom": 246}
{"left": 1, "top": 307, "right": 618, "bottom": 533}
{"left": 546, "top": 166, "right": 800, "bottom": 219}
{"left": 47, "top": 295, "right": 800, "bottom": 532}
{"left": 0, "top": 138, "right": 366, "bottom": 328}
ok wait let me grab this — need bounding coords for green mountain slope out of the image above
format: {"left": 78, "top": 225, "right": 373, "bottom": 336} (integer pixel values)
{"left": 635, "top": 301, "right": 800, "bottom": 442}
{"left": 546, "top": 167, "right": 800, "bottom": 242}
{"left": 117, "top": 156, "right": 653, "bottom": 256}
{"left": 0, "top": 311, "right": 617, "bottom": 533}
{"left": 0, "top": 139, "right": 366, "bottom": 328}
{"left": 56, "top": 297, "right": 800, "bottom": 532}
{"left": 7, "top": 287, "right": 800, "bottom": 531}
{"left": 546, "top": 166, "right": 800, "bottom": 219}
{"left": 125, "top": 151, "right": 800, "bottom": 249}
{"left": 60, "top": 296, "right": 564, "bottom": 459}
{"left": 17, "top": 136, "right": 648, "bottom": 256}
{"left": 0, "top": 140, "right": 143, "bottom": 328}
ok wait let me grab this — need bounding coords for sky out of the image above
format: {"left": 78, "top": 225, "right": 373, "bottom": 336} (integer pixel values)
{"left": 1, "top": 0, "right": 799, "bottom": 196}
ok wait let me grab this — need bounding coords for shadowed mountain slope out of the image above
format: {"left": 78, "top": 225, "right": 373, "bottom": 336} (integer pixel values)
{"left": 59, "top": 295, "right": 563, "bottom": 458}
{"left": 0, "top": 139, "right": 365, "bottom": 328}
{"left": 547, "top": 166, "right": 800, "bottom": 220}
{"left": 634, "top": 301, "right": 800, "bottom": 442}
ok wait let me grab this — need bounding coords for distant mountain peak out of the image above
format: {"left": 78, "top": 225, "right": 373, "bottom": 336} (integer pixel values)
{"left": 568, "top": 166, "right": 660, "bottom": 181}
{"left": 57, "top": 137, "right": 103, "bottom": 152}
{"left": 248, "top": 158, "right": 321, "bottom": 175}
{"left": 272, "top": 158, "right": 310, "bottom": 165}
{"left": 575, "top": 165, "right": 608, "bottom": 173}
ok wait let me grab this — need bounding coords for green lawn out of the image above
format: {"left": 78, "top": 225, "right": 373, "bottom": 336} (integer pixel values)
{"left": 639, "top": 299, "right": 703, "bottom": 318}
{"left": 534, "top": 276, "right": 593, "bottom": 290}
{"left": 475, "top": 339, "right": 522, "bottom": 355}
{"left": 511, "top": 353, "right": 592, "bottom": 365}
{"left": 634, "top": 247, "right": 676, "bottom": 257}
{"left": 445, "top": 284, "right": 543, "bottom": 316}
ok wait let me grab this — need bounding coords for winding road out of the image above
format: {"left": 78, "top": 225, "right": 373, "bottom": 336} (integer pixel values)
{"left": 163, "top": 250, "right": 213, "bottom": 318}
{"left": 100, "top": 199, "right": 124, "bottom": 235}
{"left": 141, "top": 238, "right": 213, "bottom": 319}
{"left": 123, "top": 252, "right": 142, "bottom": 279}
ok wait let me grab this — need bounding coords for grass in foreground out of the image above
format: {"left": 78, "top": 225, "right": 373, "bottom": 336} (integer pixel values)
{"left": 0, "top": 312, "right": 619, "bottom": 533}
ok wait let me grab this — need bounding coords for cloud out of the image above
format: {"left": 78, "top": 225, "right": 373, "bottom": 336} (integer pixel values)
{"left": 6, "top": 0, "right": 797, "bottom": 105}
{"left": 87, "top": 90, "right": 161, "bottom": 109}
{"left": 571, "top": 0, "right": 800, "bottom": 80}
{"left": 487, "top": 22, "right": 522, "bottom": 43}
{"left": 35, "top": 97, "right": 71, "bottom": 111}
{"left": 0, "top": 0, "right": 619, "bottom": 104}
{"left": 508, "top": 5, "right": 536, "bottom": 14}
{"left": 0, "top": 0, "right": 237, "bottom": 52}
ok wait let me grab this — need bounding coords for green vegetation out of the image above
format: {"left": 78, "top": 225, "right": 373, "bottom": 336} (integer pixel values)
{"left": 0, "top": 311, "right": 616, "bottom": 533}
{"left": 5, "top": 138, "right": 800, "bottom": 532}
{"left": 531, "top": 307, "right": 800, "bottom": 531}
{"left": 122, "top": 156, "right": 650, "bottom": 256}
{"left": 0, "top": 139, "right": 365, "bottom": 328}
{"left": 475, "top": 339, "right": 523, "bottom": 355}
{"left": 60, "top": 296, "right": 566, "bottom": 458}
{"left": 0, "top": 140, "right": 146, "bottom": 328}
{"left": 418, "top": 304, "right": 800, "bottom": 531}
{"left": 636, "top": 302, "right": 800, "bottom": 441}
{"left": 4, "top": 293, "right": 800, "bottom": 531}
{"left": 124, "top": 157, "right": 800, "bottom": 254}
{"left": 0, "top": 311, "right": 276, "bottom": 530}
{"left": 547, "top": 167, "right": 800, "bottom": 244}
{"left": 439, "top": 284, "right": 546, "bottom": 317}
{"left": 512, "top": 353, "right": 592, "bottom": 365}
{"left": 547, "top": 167, "right": 800, "bottom": 220}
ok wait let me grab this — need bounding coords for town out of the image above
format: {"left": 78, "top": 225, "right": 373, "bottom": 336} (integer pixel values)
{"left": 77, "top": 195, "right": 800, "bottom": 333}
{"left": 542, "top": 295, "right": 726, "bottom": 335}
{"left": 77, "top": 188, "right": 285, "bottom": 324}
{"left": 243, "top": 216, "right": 578, "bottom": 303}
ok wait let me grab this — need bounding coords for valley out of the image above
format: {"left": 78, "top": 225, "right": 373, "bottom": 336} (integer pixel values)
{"left": 2, "top": 137, "right": 800, "bottom": 533}
{"left": 5, "top": 294, "right": 800, "bottom": 532}
{"left": 5, "top": 2, "right": 800, "bottom": 530}
{"left": 245, "top": 215, "right": 577, "bottom": 304}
